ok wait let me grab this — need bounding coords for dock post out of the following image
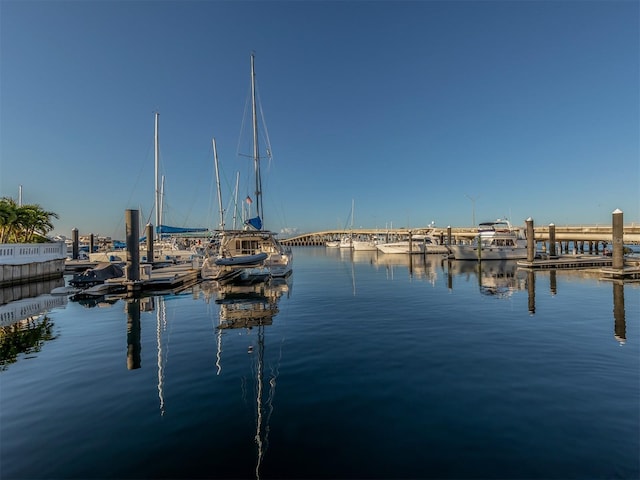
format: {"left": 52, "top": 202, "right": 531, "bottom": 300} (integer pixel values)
{"left": 89, "top": 234, "right": 94, "bottom": 256}
{"left": 72, "top": 228, "right": 79, "bottom": 260}
{"left": 612, "top": 209, "right": 624, "bottom": 270}
{"left": 145, "top": 223, "right": 154, "bottom": 263}
{"left": 125, "top": 209, "right": 140, "bottom": 281}
{"left": 549, "top": 223, "right": 556, "bottom": 257}
{"left": 409, "top": 231, "right": 413, "bottom": 254}
{"left": 447, "top": 226, "right": 452, "bottom": 246}
{"left": 526, "top": 218, "right": 535, "bottom": 262}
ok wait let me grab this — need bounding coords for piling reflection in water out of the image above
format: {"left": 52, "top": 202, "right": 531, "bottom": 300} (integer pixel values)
{"left": 613, "top": 282, "right": 626, "bottom": 345}
{"left": 126, "top": 298, "right": 141, "bottom": 370}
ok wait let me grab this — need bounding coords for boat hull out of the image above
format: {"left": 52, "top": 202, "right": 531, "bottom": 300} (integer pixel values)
{"left": 214, "top": 252, "right": 268, "bottom": 266}
{"left": 376, "top": 242, "right": 426, "bottom": 254}
{"left": 448, "top": 245, "right": 528, "bottom": 260}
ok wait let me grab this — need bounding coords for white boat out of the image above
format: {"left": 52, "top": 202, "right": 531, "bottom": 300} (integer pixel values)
{"left": 352, "top": 235, "right": 380, "bottom": 251}
{"left": 376, "top": 232, "right": 447, "bottom": 254}
{"left": 202, "top": 229, "right": 292, "bottom": 281}
{"left": 339, "top": 235, "right": 353, "bottom": 249}
{"left": 448, "top": 219, "right": 527, "bottom": 260}
{"left": 201, "top": 53, "right": 292, "bottom": 282}
{"left": 325, "top": 240, "right": 340, "bottom": 248}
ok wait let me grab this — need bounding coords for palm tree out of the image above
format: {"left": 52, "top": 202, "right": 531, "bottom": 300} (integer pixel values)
{"left": 0, "top": 197, "right": 58, "bottom": 243}
{"left": 20, "top": 204, "right": 58, "bottom": 242}
{"left": 0, "top": 197, "right": 18, "bottom": 243}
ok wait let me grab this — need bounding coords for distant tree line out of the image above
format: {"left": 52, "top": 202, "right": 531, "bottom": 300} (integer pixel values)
{"left": 0, "top": 197, "right": 58, "bottom": 243}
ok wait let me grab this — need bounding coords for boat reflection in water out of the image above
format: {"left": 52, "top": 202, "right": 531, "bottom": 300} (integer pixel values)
{"left": 374, "top": 252, "right": 445, "bottom": 284}
{"left": 447, "top": 259, "right": 527, "bottom": 298}
{"left": 211, "top": 276, "right": 291, "bottom": 479}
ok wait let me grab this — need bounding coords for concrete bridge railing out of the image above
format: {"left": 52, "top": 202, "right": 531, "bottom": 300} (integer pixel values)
{"left": 280, "top": 225, "right": 640, "bottom": 246}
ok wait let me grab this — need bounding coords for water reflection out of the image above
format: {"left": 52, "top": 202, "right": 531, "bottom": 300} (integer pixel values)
{"left": 212, "top": 277, "right": 291, "bottom": 480}
{"left": 613, "top": 282, "right": 626, "bottom": 345}
{"left": 447, "top": 259, "right": 527, "bottom": 298}
{"left": 374, "top": 252, "right": 444, "bottom": 284}
{"left": 126, "top": 298, "right": 142, "bottom": 371}
{"left": 0, "top": 280, "right": 67, "bottom": 370}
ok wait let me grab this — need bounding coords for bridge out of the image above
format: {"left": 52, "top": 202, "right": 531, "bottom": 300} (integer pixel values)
{"left": 280, "top": 224, "right": 640, "bottom": 246}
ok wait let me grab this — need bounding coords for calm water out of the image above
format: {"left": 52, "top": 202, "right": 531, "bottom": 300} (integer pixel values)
{"left": 1, "top": 247, "right": 638, "bottom": 480}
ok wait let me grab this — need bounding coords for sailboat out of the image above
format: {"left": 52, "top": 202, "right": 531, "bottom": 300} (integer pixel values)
{"left": 146, "top": 112, "right": 208, "bottom": 262}
{"left": 339, "top": 199, "right": 355, "bottom": 249}
{"left": 90, "top": 113, "right": 208, "bottom": 264}
{"left": 201, "top": 53, "right": 292, "bottom": 282}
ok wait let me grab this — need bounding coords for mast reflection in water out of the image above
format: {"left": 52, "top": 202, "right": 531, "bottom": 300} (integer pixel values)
{"left": 213, "top": 277, "right": 290, "bottom": 479}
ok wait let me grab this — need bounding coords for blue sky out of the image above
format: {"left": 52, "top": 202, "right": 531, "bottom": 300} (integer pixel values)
{"left": 1, "top": 0, "right": 638, "bottom": 239}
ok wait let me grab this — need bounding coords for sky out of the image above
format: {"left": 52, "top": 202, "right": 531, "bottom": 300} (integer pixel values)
{"left": 1, "top": 0, "right": 638, "bottom": 240}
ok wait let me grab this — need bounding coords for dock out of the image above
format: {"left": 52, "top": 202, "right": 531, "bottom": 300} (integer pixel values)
{"left": 72, "top": 263, "right": 201, "bottom": 298}
{"left": 517, "top": 254, "right": 640, "bottom": 282}
{"left": 517, "top": 255, "right": 613, "bottom": 270}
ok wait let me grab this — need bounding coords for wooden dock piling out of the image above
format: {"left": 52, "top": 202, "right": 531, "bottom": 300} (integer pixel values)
{"left": 548, "top": 223, "right": 556, "bottom": 257}
{"left": 612, "top": 209, "right": 624, "bottom": 270}
{"left": 145, "top": 223, "right": 154, "bottom": 263}
{"left": 72, "top": 228, "right": 79, "bottom": 260}
{"left": 125, "top": 209, "right": 140, "bottom": 282}
{"left": 526, "top": 218, "right": 535, "bottom": 262}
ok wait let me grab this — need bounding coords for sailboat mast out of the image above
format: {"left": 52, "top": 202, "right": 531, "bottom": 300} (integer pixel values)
{"left": 154, "top": 112, "right": 161, "bottom": 240}
{"left": 212, "top": 138, "right": 224, "bottom": 230}
{"left": 160, "top": 175, "right": 165, "bottom": 232}
{"left": 250, "top": 52, "right": 263, "bottom": 226}
{"left": 233, "top": 172, "right": 240, "bottom": 229}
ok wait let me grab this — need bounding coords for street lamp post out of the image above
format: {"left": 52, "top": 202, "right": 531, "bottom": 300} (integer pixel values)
{"left": 465, "top": 194, "right": 480, "bottom": 226}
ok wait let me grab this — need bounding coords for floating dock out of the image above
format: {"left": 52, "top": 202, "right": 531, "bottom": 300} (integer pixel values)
{"left": 517, "top": 255, "right": 613, "bottom": 270}
{"left": 518, "top": 255, "right": 640, "bottom": 282}
{"left": 71, "top": 263, "right": 201, "bottom": 298}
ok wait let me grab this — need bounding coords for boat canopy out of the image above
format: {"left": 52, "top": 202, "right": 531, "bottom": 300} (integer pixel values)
{"left": 157, "top": 225, "right": 208, "bottom": 234}
{"left": 139, "top": 225, "right": 209, "bottom": 241}
{"left": 245, "top": 216, "right": 263, "bottom": 231}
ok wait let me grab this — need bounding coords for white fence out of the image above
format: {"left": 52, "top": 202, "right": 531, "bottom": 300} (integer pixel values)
{"left": 0, "top": 242, "right": 66, "bottom": 266}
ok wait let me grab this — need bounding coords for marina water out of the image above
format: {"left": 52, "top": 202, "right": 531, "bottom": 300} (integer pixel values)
{"left": 1, "top": 247, "right": 638, "bottom": 479}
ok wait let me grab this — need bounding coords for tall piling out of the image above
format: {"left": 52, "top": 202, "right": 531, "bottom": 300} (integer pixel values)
{"left": 612, "top": 209, "right": 624, "bottom": 270}
{"left": 145, "top": 223, "right": 154, "bottom": 263}
{"left": 549, "top": 223, "right": 556, "bottom": 257}
{"left": 447, "top": 226, "right": 452, "bottom": 246}
{"left": 526, "top": 218, "right": 535, "bottom": 262}
{"left": 125, "top": 209, "right": 140, "bottom": 281}
{"left": 72, "top": 228, "right": 79, "bottom": 260}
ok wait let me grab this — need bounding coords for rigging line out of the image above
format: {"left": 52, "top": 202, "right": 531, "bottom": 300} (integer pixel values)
{"left": 236, "top": 82, "right": 252, "bottom": 159}
{"left": 256, "top": 89, "right": 273, "bottom": 172}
